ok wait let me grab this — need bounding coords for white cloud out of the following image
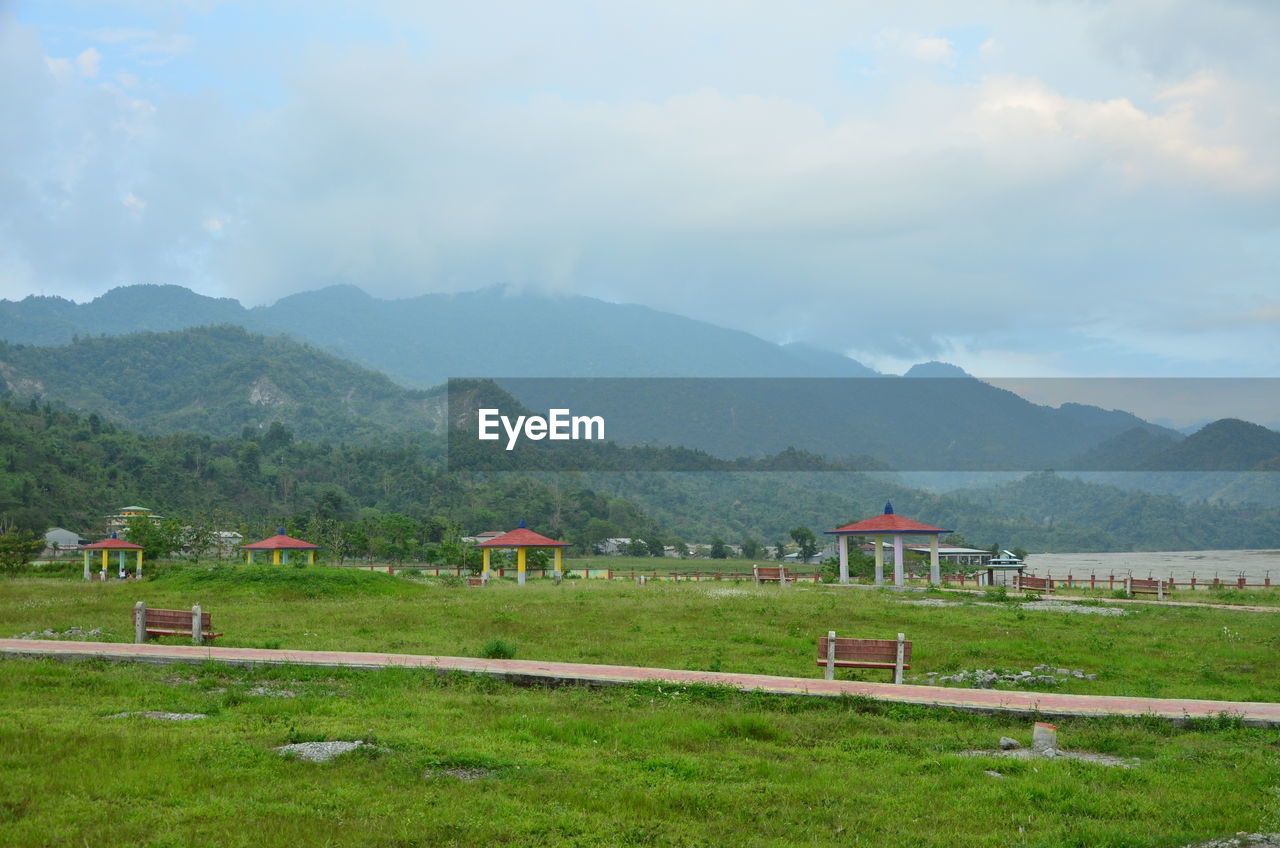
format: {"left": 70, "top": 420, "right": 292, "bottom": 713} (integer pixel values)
{"left": 875, "top": 28, "right": 954, "bottom": 62}
{"left": 75, "top": 47, "right": 101, "bottom": 78}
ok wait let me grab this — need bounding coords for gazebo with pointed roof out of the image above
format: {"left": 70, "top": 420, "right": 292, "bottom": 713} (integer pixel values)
{"left": 82, "top": 533, "right": 144, "bottom": 581}
{"left": 474, "top": 520, "right": 571, "bottom": 585}
{"left": 241, "top": 528, "right": 321, "bottom": 565}
{"left": 825, "top": 502, "right": 951, "bottom": 586}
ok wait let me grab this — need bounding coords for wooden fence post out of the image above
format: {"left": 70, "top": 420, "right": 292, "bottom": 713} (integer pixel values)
{"left": 134, "top": 601, "right": 146, "bottom": 644}
{"left": 192, "top": 604, "right": 203, "bottom": 646}
{"left": 825, "top": 631, "right": 836, "bottom": 681}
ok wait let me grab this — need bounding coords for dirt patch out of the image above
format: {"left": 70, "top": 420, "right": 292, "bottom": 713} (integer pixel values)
{"left": 957, "top": 748, "right": 1138, "bottom": 767}
{"left": 1181, "top": 836, "right": 1280, "bottom": 848}
{"left": 248, "top": 685, "right": 297, "bottom": 698}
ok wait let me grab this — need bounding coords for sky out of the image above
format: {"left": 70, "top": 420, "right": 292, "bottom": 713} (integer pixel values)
{"left": 2, "top": 0, "right": 1278, "bottom": 379}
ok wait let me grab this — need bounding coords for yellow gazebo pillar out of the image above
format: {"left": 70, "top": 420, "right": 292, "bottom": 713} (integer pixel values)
{"left": 246, "top": 550, "right": 253, "bottom": 565}
{"left": 101, "top": 550, "right": 109, "bottom": 582}
{"left": 482, "top": 548, "right": 491, "bottom": 579}
{"left": 136, "top": 549, "right": 143, "bottom": 580}
{"left": 83, "top": 550, "right": 90, "bottom": 581}
{"left": 554, "top": 547, "right": 562, "bottom": 579}
{"left": 308, "top": 550, "right": 315, "bottom": 565}
{"left": 517, "top": 547, "right": 527, "bottom": 586}
{"left": 273, "top": 549, "right": 281, "bottom": 565}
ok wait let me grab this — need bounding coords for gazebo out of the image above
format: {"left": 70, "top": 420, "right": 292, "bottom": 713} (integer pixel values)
{"left": 82, "top": 534, "right": 144, "bottom": 581}
{"left": 241, "top": 528, "right": 321, "bottom": 565}
{"left": 825, "top": 502, "right": 951, "bottom": 587}
{"left": 474, "top": 521, "right": 571, "bottom": 585}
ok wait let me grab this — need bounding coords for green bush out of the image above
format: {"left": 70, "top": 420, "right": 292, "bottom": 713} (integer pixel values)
{"left": 480, "top": 639, "right": 517, "bottom": 659}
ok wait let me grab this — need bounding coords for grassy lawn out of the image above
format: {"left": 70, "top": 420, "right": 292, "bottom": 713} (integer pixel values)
{"left": 2, "top": 567, "right": 1279, "bottom": 702}
{"left": 1, "top": 657, "right": 1278, "bottom": 847}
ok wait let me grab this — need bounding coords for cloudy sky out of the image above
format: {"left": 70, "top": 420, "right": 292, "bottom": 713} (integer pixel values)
{"left": 2, "top": 1, "right": 1278, "bottom": 378}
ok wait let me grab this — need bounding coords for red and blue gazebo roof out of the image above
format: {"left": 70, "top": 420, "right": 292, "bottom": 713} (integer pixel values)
{"left": 242, "top": 528, "right": 321, "bottom": 550}
{"left": 474, "top": 522, "right": 570, "bottom": 548}
{"left": 83, "top": 535, "right": 144, "bottom": 551}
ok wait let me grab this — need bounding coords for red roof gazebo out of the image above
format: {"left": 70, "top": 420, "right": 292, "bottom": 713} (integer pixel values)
{"left": 241, "top": 528, "right": 321, "bottom": 565}
{"left": 474, "top": 520, "right": 570, "bottom": 585}
{"left": 82, "top": 534, "right": 145, "bottom": 581}
{"left": 825, "top": 502, "right": 951, "bottom": 586}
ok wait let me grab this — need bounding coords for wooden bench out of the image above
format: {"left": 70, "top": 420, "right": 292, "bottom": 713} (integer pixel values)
{"left": 753, "top": 565, "right": 790, "bottom": 586}
{"left": 467, "top": 577, "right": 487, "bottom": 587}
{"left": 817, "top": 632, "right": 910, "bottom": 684}
{"left": 1125, "top": 577, "right": 1169, "bottom": 600}
{"left": 133, "top": 602, "right": 221, "bottom": 645}
{"left": 1016, "top": 574, "right": 1054, "bottom": 594}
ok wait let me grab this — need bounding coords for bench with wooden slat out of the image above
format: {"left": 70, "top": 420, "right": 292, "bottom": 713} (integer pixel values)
{"left": 133, "top": 602, "right": 221, "bottom": 644}
{"left": 467, "top": 577, "right": 486, "bottom": 587}
{"left": 817, "top": 632, "right": 910, "bottom": 684}
{"left": 1016, "top": 574, "right": 1054, "bottom": 593}
{"left": 753, "top": 565, "right": 790, "bottom": 586}
{"left": 1125, "top": 577, "right": 1169, "bottom": 600}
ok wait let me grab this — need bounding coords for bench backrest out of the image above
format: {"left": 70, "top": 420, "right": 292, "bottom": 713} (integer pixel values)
{"left": 754, "top": 566, "right": 786, "bottom": 579}
{"left": 1018, "top": 575, "right": 1051, "bottom": 591}
{"left": 1128, "top": 578, "right": 1166, "bottom": 594}
{"left": 144, "top": 608, "right": 212, "bottom": 631}
{"left": 817, "top": 636, "right": 911, "bottom": 665}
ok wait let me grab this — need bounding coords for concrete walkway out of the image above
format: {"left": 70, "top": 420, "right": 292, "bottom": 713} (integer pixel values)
{"left": 3, "top": 638, "right": 1278, "bottom": 727}
{"left": 828, "top": 582, "right": 1280, "bottom": 614}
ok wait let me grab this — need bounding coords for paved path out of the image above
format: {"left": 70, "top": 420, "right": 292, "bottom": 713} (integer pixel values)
{"left": 4, "top": 638, "right": 1278, "bottom": 727}
{"left": 828, "top": 582, "right": 1280, "bottom": 613}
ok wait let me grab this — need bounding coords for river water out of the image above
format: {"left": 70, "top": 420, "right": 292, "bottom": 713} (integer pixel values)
{"left": 1028, "top": 549, "right": 1280, "bottom": 583}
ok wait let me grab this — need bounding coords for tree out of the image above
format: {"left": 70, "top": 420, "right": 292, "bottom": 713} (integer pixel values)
{"left": 709, "top": 538, "right": 728, "bottom": 559}
{"left": 790, "top": 526, "right": 818, "bottom": 563}
{"left": 741, "top": 538, "right": 761, "bottom": 559}
{"left": 1011, "top": 547, "right": 1029, "bottom": 562}
{"left": 0, "top": 525, "right": 43, "bottom": 575}
{"left": 773, "top": 541, "right": 786, "bottom": 561}
{"left": 124, "top": 516, "right": 183, "bottom": 562}
{"left": 627, "top": 538, "right": 650, "bottom": 557}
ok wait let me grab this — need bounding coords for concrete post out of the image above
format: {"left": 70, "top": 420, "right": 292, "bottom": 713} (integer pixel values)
{"left": 894, "top": 633, "right": 906, "bottom": 685}
{"left": 837, "top": 535, "right": 849, "bottom": 584}
{"left": 929, "top": 535, "right": 940, "bottom": 586}
{"left": 893, "top": 535, "right": 904, "bottom": 587}
{"left": 825, "top": 631, "right": 836, "bottom": 681}
{"left": 873, "top": 536, "right": 884, "bottom": 586}
{"left": 192, "top": 604, "right": 202, "bottom": 646}
{"left": 134, "top": 601, "right": 146, "bottom": 643}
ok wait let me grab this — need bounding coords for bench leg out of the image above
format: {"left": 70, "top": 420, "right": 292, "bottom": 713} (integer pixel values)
{"left": 825, "top": 631, "right": 836, "bottom": 681}
{"left": 894, "top": 633, "right": 905, "bottom": 685}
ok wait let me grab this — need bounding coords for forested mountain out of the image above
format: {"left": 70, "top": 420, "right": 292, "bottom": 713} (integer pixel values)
{"left": 4, "top": 397, "right": 1276, "bottom": 553}
{"left": 499, "top": 377, "right": 1180, "bottom": 470}
{"left": 0, "top": 284, "right": 880, "bottom": 385}
{"left": 0, "top": 326, "right": 445, "bottom": 443}
{"left": 1138, "top": 419, "right": 1280, "bottom": 471}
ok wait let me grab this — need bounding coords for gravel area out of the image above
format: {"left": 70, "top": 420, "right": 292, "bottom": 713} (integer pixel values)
{"left": 1182, "top": 836, "right": 1280, "bottom": 848}
{"left": 13, "top": 626, "right": 109, "bottom": 639}
{"left": 958, "top": 747, "right": 1137, "bottom": 767}
{"left": 902, "top": 598, "right": 1127, "bottom": 616}
{"left": 424, "top": 767, "right": 495, "bottom": 781}
{"left": 274, "top": 741, "right": 383, "bottom": 762}
{"left": 110, "top": 711, "right": 207, "bottom": 721}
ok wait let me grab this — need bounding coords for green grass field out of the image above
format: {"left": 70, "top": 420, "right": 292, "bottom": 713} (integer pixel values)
{"left": 2, "top": 567, "right": 1279, "bottom": 846}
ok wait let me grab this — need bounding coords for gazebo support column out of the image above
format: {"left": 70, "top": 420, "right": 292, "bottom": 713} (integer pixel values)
{"left": 837, "top": 535, "right": 849, "bottom": 584}
{"left": 137, "top": 550, "right": 143, "bottom": 580}
{"left": 930, "top": 535, "right": 940, "bottom": 585}
{"left": 246, "top": 550, "right": 252, "bottom": 565}
{"left": 308, "top": 550, "right": 315, "bottom": 565}
{"left": 101, "top": 550, "right": 109, "bottom": 581}
{"left": 893, "top": 534, "right": 904, "bottom": 586}
{"left": 517, "top": 548, "right": 527, "bottom": 586}
{"left": 874, "top": 536, "right": 884, "bottom": 586}
{"left": 482, "top": 548, "right": 491, "bottom": 579}
{"left": 118, "top": 551, "right": 125, "bottom": 577}
{"left": 554, "top": 547, "right": 563, "bottom": 580}
{"left": 83, "top": 551, "right": 90, "bottom": 581}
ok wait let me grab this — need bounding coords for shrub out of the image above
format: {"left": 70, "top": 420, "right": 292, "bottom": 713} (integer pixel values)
{"left": 480, "top": 639, "right": 516, "bottom": 659}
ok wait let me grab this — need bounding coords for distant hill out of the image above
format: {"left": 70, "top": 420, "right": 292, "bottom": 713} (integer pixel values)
{"left": 1138, "top": 419, "right": 1280, "bottom": 471}
{"left": 0, "top": 326, "right": 444, "bottom": 442}
{"left": 0, "top": 284, "right": 880, "bottom": 386}
{"left": 1066, "top": 426, "right": 1183, "bottom": 471}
